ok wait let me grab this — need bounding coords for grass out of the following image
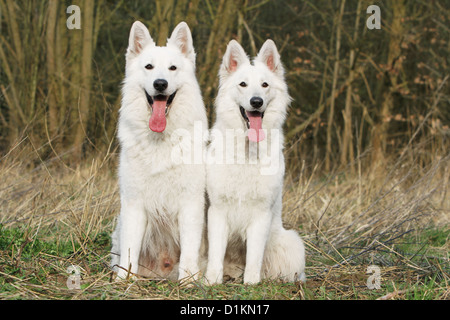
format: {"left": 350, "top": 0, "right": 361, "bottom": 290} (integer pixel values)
{"left": 0, "top": 224, "right": 447, "bottom": 300}
{"left": 0, "top": 144, "right": 449, "bottom": 300}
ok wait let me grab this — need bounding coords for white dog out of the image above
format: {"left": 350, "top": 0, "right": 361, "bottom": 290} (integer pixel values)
{"left": 110, "top": 21, "right": 208, "bottom": 282}
{"left": 205, "top": 40, "right": 306, "bottom": 284}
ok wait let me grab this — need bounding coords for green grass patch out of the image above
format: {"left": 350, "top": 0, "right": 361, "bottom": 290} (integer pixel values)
{"left": 0, "top": 224, "right": 448, "bottom": 300}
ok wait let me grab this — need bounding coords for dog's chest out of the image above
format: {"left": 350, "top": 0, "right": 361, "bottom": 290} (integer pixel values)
{"left": 207, "top": 161, "right": 282, "bottom": 205}
{"left": 119, "top": 139, "right": 204, "bottom": 214}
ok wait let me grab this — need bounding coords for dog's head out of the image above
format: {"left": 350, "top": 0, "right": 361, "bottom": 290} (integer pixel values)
{"left": 218, "top": 40, "right": 289, "bottom": 142}
{"left": 125, "top": 21, "right": 196, "bottom": 133}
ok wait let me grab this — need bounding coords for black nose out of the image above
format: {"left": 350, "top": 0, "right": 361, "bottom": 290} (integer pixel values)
{"left": 153, "top": 79, "right": 168, "bottom": 92}
{"left": 250, "top": 97, "right": 263, "bottom": 109}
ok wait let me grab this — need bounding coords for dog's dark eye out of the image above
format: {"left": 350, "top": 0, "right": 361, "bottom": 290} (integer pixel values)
{"left": 169, "top": 65, "right": 177, "bottom": 71}
{"left": 239, "top": 82, "right": 247, "bottom": 87}
{"left": 145, "top": 64, "right": 154, "bottom": 70}
{"left": 262, "top": 82, "right": 269, "bottom": 88}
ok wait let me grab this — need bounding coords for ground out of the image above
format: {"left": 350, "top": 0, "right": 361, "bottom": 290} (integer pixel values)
{"left": 0, "top": 148, "right": 448, "bottom": 300}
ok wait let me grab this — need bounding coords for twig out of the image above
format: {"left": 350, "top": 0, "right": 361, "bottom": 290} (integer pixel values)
{"left": 376, "top": 289, "right": 406, "bottom": 300}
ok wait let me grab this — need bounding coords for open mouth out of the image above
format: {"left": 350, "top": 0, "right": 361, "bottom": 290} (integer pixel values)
{"left": 239, "top": 106, "right": 266, "bottom": 142}
{"left": 145, "top": 91, "right": 177, "bottom": 115}
{"left": 145, "top": 90, "right": 177, "bottom": 132}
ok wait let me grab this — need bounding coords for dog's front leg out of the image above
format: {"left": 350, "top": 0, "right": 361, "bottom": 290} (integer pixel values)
{"left": 178, "top": 200, "right": 204, "bottom": 282}
{"left": 117, "top": 199, "right": 146, "bottom": 280}
{"left": 243, "top": 210, "right": 272, "bottom": 284}
{"left": 204, "top": 206, "right": 228, "bottom": 285}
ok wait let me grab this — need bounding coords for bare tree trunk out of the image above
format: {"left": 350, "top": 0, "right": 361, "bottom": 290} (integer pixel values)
{"left": 341, "top": 0, "right": 362, "bottom": 172}
{"left": 312, "top": 51, "right": 332, "bottom": 166}
{"left": 185, "top": 0, "right": 200, "bottom": 28}
{"left": 5, "top": 0, "right": 23, "bottom": 67}
{"left": 325, "top": 0, "right": 345, "bottom": 172}
{"left": 28, "top": 2, "right": 45, "bottom": 130}
{"left": 154, "top": 0, "right": 175, "bottom": 46}
{"left": 73, "top": 0, "right": 95, "bottom": 161}
{"left": 46, "top": 0, "right": 59, "bottom": 144}
{"left": 371, "top": 0, "right": 405, "bottom": 172}
{"left": 56, "top": 4, "right": 68, "bottom": 140}
{"left": 0, "top": 0, "right": 23, "bottom": 144}
{"left": 199, "top": 0, "right": 238, "bottom": 115}
{"left": 172, "top": 0, "right": 200, "bottom": 33}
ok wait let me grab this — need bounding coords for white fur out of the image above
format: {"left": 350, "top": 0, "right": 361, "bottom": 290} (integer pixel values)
{"left": 111, "top": 21, "right": 208, "bottom": 282}
{"left": 205, "top": 40, "right": 306, "bottom": 284}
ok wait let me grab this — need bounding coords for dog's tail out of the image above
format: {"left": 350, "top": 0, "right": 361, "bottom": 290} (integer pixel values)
{"left": 262, "top": 227, "right": 306, "bottom": 282}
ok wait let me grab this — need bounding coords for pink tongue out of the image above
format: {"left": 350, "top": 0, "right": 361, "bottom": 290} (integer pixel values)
{"left": 149, "top": 100, "right": 167, "bottom": 132}
{"left": 247, "top": 113, "right": 265, "bottom": 142}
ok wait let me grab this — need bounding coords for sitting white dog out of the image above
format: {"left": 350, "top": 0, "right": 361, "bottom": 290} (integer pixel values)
{"left": 205, "top": 39, "right": 306, "bottom": 284}
{"left": 111, "top": 21, "right": 208, "bottom": 282}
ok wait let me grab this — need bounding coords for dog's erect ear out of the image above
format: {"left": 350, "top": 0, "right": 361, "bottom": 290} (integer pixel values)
{"left": 256, "top": 39, "right": 284, "bottom": 77}
{"left": 222, "top": 40, "right": 249, "bottom": 74}
{"left": 127, "top": 21, "right": 154, "bottom": 57}
{"left": 167, "top": 22, "right": 195, "bottom": 64}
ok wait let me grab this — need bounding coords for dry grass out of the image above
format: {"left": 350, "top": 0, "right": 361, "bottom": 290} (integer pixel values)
{"left": 282, "top": 141, "right": 449, "bottom": 299}
{"left": 0, "top": 140, "right": 449, "bottom": 300}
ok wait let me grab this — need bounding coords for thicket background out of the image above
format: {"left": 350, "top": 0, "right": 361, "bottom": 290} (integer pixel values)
{"left": 1, "top": 0, "right": 448, "bottom": 170}
{"left": 0, "top": 0, "right": 449, "bottom": 300}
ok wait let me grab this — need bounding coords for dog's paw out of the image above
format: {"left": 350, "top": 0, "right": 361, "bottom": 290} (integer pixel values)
{"left": 243, "top": 272, "right": 261, "bottom": 285}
